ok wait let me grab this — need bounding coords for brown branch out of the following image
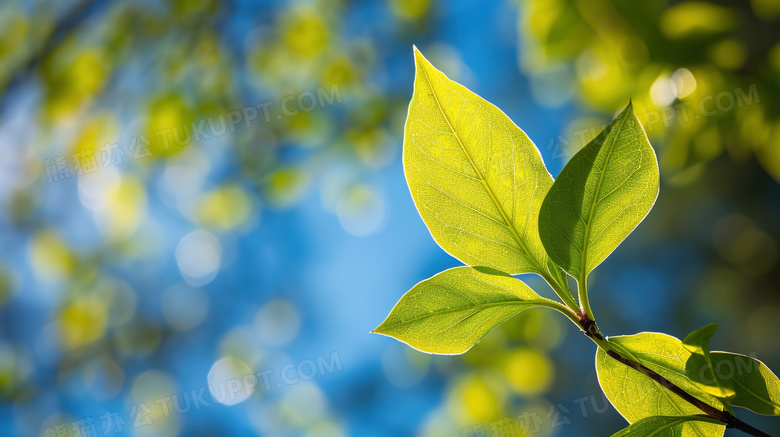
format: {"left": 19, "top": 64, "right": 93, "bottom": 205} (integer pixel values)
{"left": 579, "top": 318, "right": 774, "bottom": 437}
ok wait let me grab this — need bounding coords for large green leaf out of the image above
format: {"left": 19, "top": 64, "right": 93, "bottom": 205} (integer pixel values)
{"left": 611, "top": 415, "right": 723, "bottom": 437}
{"left": 596, "top": 332, "right": 726, "bottom": 437}
{"left": 538, "top": 102, "right": 659, "bottom": 280}
{"left": 372, "top": 267, "right": 555, "bottom": 355}
{"left": 683, "top": 323, "right": 736, "bottom": 398}
{"left": 708, "top": 352, "right": 780, "bottom": 416}
{"left": 404, "top": 48, "right": 555, "bottom": 276}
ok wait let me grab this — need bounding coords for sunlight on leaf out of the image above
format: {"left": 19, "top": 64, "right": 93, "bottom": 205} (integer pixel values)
{"left": 708, "top": 352, "right": 780, "bottom": 416}
{"left": 682, "top": 323, "right": 736, "bottom": 398}
{"left": 539, "top": 102, "right": 659, "bottom": 281}
{"left": 682, "top": 324, "right": 780, "bottom": 415}
{"left": 373, "top": 267, "right": 557, "bottom": 355}
{"left": 611, "top": 415, "right": 723, "bottom": 437}
{"left": 404, "top": 48, "right": 557, "bottom": 277}
{"left": 596, "top": 332, "right": 726, "bottom": 437}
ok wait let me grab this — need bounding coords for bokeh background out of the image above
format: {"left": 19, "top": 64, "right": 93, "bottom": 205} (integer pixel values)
{"left": 1, "top": 0, "right": 779, "bottom": 436}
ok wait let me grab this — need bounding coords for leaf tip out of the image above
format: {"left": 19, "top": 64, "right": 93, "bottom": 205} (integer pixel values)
{"left": 623, "top": 99, "right": 634, "bottom": 116}
{"left": 412, "top": 45, "right": 429, "bottom": 68}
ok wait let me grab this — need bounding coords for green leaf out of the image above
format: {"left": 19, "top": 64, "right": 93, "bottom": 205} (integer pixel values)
{"left": 538, "top": 102, "right": 659, "bottom": 280}
{"left": 682, "top": 325, "right": 780, "bottom": 414}
{"left": 596, "top": 332, "right": 726, "bottom": 437}
{"left": 682, "top": 323, "right": 719, "bottom": 356}
{"left": 682, "top": 323, "right": 736, "bottom": 398}
{"left": 707, "top": 352, "right": 780, "bottom": 415}
{"left": 403, "top": 48, "right": 556, "bottom": 276}
{"left": 611, "top": 415, "right": 723, "bottom": 437}
{"left": 372, "top": 266, "right": 556, "bottom": 355}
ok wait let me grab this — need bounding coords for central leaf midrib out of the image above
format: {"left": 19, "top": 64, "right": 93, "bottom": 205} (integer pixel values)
{"left": 645, "top": 417, "right": 719, "bottom": 437}
{"left": 610, "top": 341, "right": 719, "bottom": 437}
{"left": 418, "top": 64, "right": 542, "bottom": 272}
{"left": 613, "top": 354, "right": 705, "bottom": 437}
{"left": 730, "top": 373, "right": 780, "bottom": 411}
{"left": 579, "top": 111, "right": 629, "bottom": 280}
{"left": 613, "top": 341, "right": 721, "bottom": 404}
{"left": 699, "top": 354, "right": 730, "bottom": 395}
{"left": 377, "top": 300, "right": 536, "bottom": 330}
{"left": 648, "top": 417, "right": 693, "bottom": 436}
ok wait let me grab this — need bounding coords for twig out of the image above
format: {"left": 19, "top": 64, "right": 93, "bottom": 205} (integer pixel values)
{"left": 579, "top": 316, "right": 774, "bottom": 437}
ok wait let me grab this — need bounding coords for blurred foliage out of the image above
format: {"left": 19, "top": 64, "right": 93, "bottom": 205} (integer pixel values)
{"left": 0, "top": 0, "right": 778, "bottom": 436}
{"left": 515, "top": 0, "right": 780, "bottom": 326}
{"left": 413, "top": 308, "right": 567, "bottom": 437}
{"left": 0, "top": 0, "right": 415, "bottom": 435}
{"left": 518, "top": 0, "right": 780, "bottom": 182}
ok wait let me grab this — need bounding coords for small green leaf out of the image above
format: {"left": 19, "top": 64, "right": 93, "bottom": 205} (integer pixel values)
{"left": 538, "top": 102, "right": 659, "bottom": 281}
{"left": 372, "top": 267, "right": 556, "bottom": 355}
{"left": 682, "top": 323, "right": 736, "bottom": 398}
{"left": 404, "top": 48, "right": 557, "bottom": 276}
{"left": 682, "top": 323, "right": 719, "bottom": 356}
{"left": 682, "top": 325, "right": 780, "bottom": 415}
{"left": 596, "top": 332, "right": 726, "bottom": 437}
{"left": 707, "top": 352, "right": 780, "bottom": 416}
{"left": 611, "top": 415, "right": 723, "bottom": 437}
